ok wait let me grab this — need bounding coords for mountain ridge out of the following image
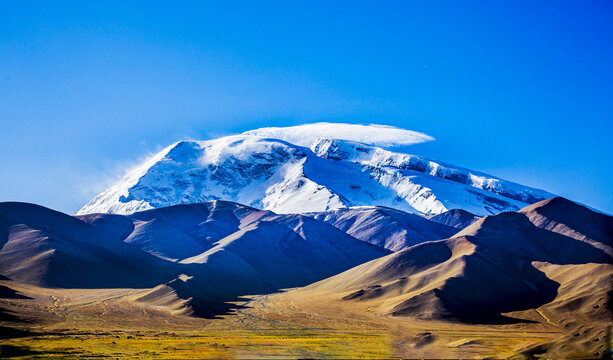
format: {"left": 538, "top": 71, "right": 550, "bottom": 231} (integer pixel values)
{"left": 1, "top": 200, "right": 398, "bottom": 315}
{"left": 285, "top": 197, "right": 613, "bottom": 323}
{"left": 77, "top": 125, "right": 554, "bottom": 216}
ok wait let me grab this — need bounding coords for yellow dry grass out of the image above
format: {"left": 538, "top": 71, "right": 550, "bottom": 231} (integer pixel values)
{"left": 3, "top": 331, "right": 392, "bottom": 359}
{"left": 1, "top": 277, "right": 611, "bottom": 359}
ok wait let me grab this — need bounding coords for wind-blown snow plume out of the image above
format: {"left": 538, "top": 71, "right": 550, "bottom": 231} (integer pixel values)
{"left": 241, "top": 122, "right": 434, "bottom": 147}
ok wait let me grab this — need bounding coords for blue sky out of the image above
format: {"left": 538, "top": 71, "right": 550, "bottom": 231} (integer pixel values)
{"left": 1, "top": 1, "right": 612, "bottom": 214}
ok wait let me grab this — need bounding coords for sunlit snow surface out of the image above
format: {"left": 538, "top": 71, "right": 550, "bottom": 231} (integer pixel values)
{"left": 78, "top": 124, "right": 554, "bottom": 216}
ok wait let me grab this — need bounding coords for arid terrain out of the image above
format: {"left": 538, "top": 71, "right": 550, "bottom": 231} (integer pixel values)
{"left": 1, "top": 197, "right": 612, "bottom": 359}
{"left": 1, "top": 265, "right": 611, "bottom": 359}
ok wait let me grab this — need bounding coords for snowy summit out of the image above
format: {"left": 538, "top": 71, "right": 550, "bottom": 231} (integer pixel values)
{"left": 78, "top": 123, "right": 554, "bottom": 216}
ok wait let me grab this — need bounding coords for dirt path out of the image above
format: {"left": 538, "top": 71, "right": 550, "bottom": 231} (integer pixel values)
{"left": 535, "top": 309, "right": 557, "bottom": 326}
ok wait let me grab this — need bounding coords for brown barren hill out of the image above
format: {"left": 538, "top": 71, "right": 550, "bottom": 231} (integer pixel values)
{"left": 286, "top": 197, "right": 612, "bottom": 324}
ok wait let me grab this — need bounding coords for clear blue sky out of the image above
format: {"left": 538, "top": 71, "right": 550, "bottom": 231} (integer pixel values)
{"left": 1, "top": 1, "right": 612, "bottom": 214}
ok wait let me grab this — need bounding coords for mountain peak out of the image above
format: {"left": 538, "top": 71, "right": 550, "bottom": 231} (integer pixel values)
{"left": 520, "top": 196, "right": 589, "bottom": 214}
{"left": 520, "top": 196, "right": 613, "bottom": 252}
{"left": 78, "top": 125, "right": 554, "bottom": 216}
{"left": 309, "top": 137, "right": 375, "bottom": 160}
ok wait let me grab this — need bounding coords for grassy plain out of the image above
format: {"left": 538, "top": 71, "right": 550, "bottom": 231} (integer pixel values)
{"left": 0, "top": 280, "right": 609, "bottom": 359}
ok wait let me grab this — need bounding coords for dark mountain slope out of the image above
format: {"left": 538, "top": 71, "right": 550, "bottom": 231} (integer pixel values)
{"left": 0, "top": 202, "right": 174, "bottom": 288}
{"left": 0, "top": 201, "right": 388, "bottom": 316}
{"left": 427, "top": 208, "right": 480, "bottom": 229}
{"left": 307, "top": 206, "right": 459, "bottom": 251}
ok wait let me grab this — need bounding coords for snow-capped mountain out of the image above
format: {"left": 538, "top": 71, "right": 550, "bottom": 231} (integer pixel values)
{"left": 78, "top": 123, "right": 554, "bottom": 216}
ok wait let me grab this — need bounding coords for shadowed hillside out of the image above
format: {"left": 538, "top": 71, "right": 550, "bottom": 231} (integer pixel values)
{"left": 0, "top": 201, "right": 388, "bottom": 316}
{"left": 289, "top": 197, "right": 613, "bottom": 324}
{"left": 306, "top": 206, "right": 464, "bottom": 251}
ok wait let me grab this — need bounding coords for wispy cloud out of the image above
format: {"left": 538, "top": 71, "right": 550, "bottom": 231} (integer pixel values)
{"left": 241, "top": 122, "right": 434, "bottom": 147}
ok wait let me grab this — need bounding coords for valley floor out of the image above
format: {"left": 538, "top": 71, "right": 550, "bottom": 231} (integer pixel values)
{"left": 2, "top": 280, "right": 608, "bottom": 359}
